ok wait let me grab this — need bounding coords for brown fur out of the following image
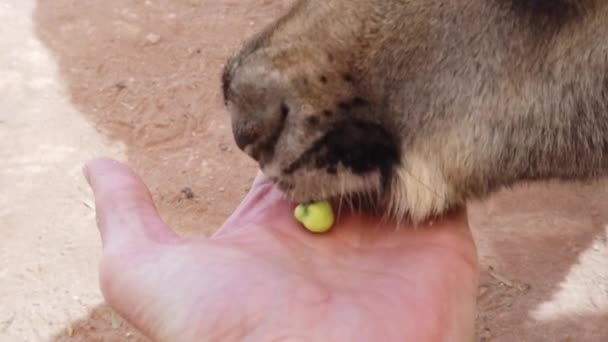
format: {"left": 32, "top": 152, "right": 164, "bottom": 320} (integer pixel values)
{"left": 223, "top": 0, "right": 608, "bottom": 223}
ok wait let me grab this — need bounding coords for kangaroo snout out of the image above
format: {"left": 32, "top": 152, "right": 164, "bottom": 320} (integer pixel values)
{"left": 223, "top": 0, "right": 608, "bottom": 222}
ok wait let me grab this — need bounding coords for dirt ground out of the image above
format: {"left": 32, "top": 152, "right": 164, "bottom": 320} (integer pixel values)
{"left": 1, "top": 0, "right": 607, "bottom": 341}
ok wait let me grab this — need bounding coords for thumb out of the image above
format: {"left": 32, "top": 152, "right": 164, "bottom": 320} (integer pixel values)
{"left": 84, "top": 158, "right": 180, "bottom": 250}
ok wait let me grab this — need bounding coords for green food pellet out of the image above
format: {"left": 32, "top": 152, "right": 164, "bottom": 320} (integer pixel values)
{"left": 294, "top": 201, "right": 335, "bottom": 233}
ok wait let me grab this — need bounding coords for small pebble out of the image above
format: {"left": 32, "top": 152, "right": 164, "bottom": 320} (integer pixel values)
{"left": 115, "top": 82, "right": 126, "bottom": 91}
{"left": 145, "top": 33, "right": 161, "bottom": 44}
{"left": 180, "top": 187, "right": 195, "bottom": 199}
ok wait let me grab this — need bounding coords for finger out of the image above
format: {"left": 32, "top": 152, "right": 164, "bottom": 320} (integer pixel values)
{"left": 84, "top": 158, "right": 180, "bottom": 249}
{"left": 214, "top": 170, "right": 295, "bottom": 237}
{"left": 250, "top": 170, "right": 272, "bottom": 189}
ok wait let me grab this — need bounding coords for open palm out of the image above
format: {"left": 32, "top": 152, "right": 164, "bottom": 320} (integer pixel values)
{"left": 85, "top": 158, "right": 479, "bottom": 341}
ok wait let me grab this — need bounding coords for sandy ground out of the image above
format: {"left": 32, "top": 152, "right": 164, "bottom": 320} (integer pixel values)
{"left": 1, "top": 0, "right": 607, "bottom": 341}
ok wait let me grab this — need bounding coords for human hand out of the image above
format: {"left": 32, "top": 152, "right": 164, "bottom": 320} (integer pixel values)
{"left": 84, "top": 158, "right": 479, "bottom": 341}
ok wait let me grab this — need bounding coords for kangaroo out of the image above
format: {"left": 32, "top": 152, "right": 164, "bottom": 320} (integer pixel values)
{"left": 222, "top": 0, "right": 608, "bottom": 223}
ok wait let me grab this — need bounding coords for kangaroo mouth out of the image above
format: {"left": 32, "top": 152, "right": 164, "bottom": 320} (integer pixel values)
{"left": 274, "top": 169, "right": 390, "bottom": 216}
{"left": 271, "top": 159, "right": 395, "bottom": 213}
{"left": 260, "top": 119, "right": 401, "bottom": 212}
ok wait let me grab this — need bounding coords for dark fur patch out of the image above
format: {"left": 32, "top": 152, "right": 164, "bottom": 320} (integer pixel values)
{"left": 284, "top": 120, "right": 400, "bottom": 186}
{"left": 280, "top": 103, "right": 290, "bottom": 118}
{"left": 507, "top": 0, "right": 585, "bottom": 29}
{"left": 342, "top": 73, "right": 354, "bottom": 83}
{"left": 338, "top": 97, "right": 370, "bottom": 111}
{"left": 221, "top": 64, "right": 232, "bottom": 104}
{"left": 337, "top": 101, "right": 351, "bottom": 111}
{"left": 307, "top": 115, "right": 320, "bottom": 126}
{"left": 319, "top": 75, "right": 328, "bottom": 84}
{"left": 352, "top": 97, "right": 370, "bottom": 107}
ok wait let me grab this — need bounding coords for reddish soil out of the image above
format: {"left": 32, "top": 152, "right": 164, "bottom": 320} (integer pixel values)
{"left": 26, "top": 0, "right": 608, "bottom": 341}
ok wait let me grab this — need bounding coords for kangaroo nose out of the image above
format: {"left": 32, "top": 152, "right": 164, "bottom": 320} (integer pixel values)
{"left": 233, "top": 123, "right": 261, "bottom": 151}
{"left": 223, "top": 57, "right": 289, "bottom": 162}
{"left": 230, "top": 102, "right": 289, "bottom": 162}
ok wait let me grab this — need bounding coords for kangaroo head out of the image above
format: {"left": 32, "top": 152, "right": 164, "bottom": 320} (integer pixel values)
{"left": 222, "top": 0, "right": 607, "bottom": 222}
